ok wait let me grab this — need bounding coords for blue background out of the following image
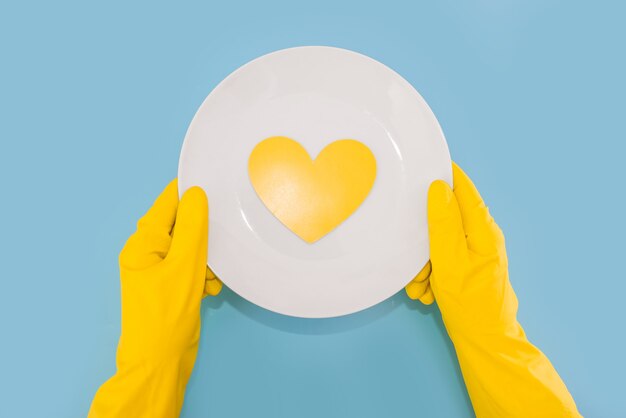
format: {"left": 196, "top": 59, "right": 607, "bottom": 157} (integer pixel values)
{"left": 1, "top": 1, "right": 624, "bottom": 416}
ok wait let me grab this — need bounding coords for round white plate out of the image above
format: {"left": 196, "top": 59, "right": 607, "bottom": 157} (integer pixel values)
{"left": 178, "top": 46, "right": 451, "bottom": 318}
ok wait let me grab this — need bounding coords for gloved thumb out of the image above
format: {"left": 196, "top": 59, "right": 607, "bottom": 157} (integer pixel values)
{"left": 166, "top": 186, "right": 209, "bottom": 264}
{"left": 427, "top": 180, "right": 468, "bottom": 288}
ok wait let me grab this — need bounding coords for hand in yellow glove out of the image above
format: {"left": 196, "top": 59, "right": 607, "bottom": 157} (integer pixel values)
{"left": 406, "top": 163, "right": 581, "bottom": 417}
{"left": 89, "top": 180, "right": 222, "bottom": 418}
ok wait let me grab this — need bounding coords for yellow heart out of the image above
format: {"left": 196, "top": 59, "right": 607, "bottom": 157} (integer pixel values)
{"left": 248, "top": 136, "right": 377, "bottom": 243}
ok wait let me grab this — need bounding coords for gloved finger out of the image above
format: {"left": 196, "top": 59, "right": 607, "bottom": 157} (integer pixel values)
{"left": 203, "top": 266, "right": 223, "bottom": 297}
{"left": 418, "top": 283, "right": 435, "bottom": 305}
{"left": 204, "top": 277, "right": 223, "bottom": 297}
{"left": 119, "top": 180, "right": 179, "bottom": 269}
{"left": 405, "top": 261, "right": 431, "bottom": 299}
{"left": 427, "top": 179, "right": 468, "bottom": 289}
{"left": 414, "top": 260, "right": 432, "bottom": 283}
{"left": 406, "top": 279, "right": 429, "bottom": 300}
{"left": 166, "top": 186, "right": 208, "bottom": 264}
{"left": 452, "top": 163, "right": 504, "bottom": 255}
{"left": 206, "top": 265, "right": 217, "bottom": 280}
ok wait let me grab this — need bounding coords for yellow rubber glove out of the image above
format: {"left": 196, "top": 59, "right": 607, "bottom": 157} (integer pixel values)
{"left": 406, "top": 163, "right": 581, "bottom": 417}
{"left": 89, "top": 180, "right": 222, "bottom": 418}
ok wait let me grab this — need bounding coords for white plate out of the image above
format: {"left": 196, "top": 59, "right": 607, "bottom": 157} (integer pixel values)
{"left": 178, "top": 46, "right": 451, "bottom": 318}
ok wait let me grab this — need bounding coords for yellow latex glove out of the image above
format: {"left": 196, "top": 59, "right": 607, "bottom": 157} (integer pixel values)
{"left": 89, "top": 180, "right": 222, "bottom": 418}
{"left": 406, "top": 163, "right": 581, "bottom": 417}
